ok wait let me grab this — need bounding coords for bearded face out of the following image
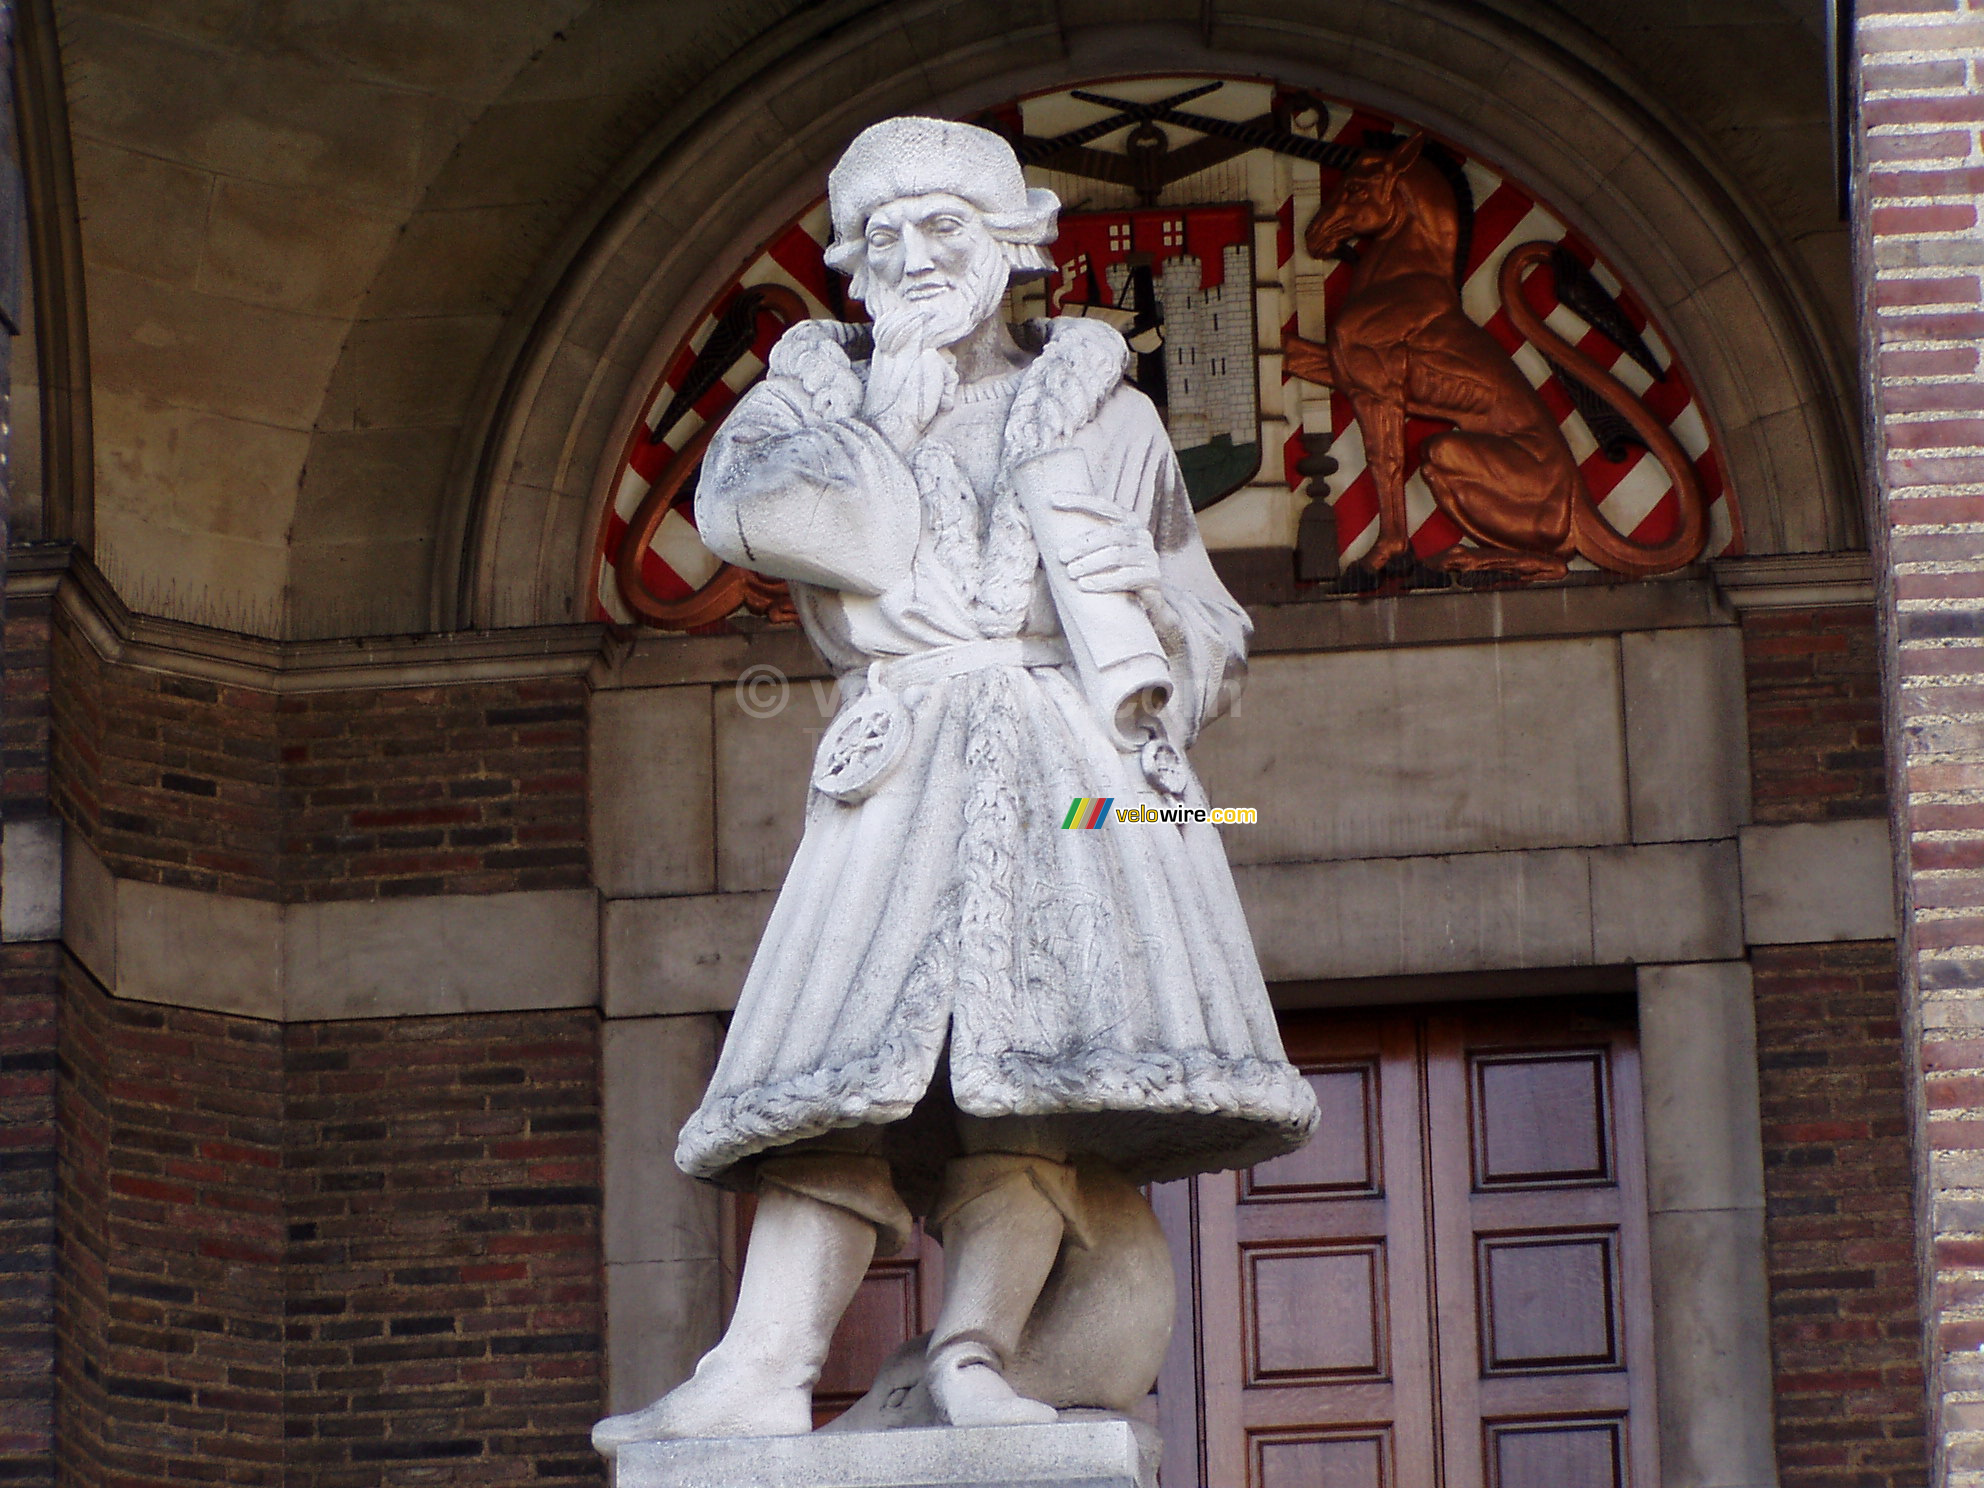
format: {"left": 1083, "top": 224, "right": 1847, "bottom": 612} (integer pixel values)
{"left": 855, "top": 192, "right": 1011, "bottom": 351}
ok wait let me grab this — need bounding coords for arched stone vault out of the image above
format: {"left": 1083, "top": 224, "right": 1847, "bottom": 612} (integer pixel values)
{"left": 39, "top": 0, "right": 1854, "bottom": 638}
{"left": 460, "top": 0, "right": 1861, "bottom": 632}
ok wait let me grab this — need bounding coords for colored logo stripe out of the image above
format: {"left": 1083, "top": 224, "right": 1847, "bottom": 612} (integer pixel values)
{"left": 1062, "top": 798, "right": 1113, "bottom": 830}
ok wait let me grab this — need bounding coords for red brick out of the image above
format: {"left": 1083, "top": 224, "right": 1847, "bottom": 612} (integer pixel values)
{"left": 1871, "top": 167, "right": 1984, "bottom": 199}
{"left": 54, "top": 974, "right": 603, "bottom": 1487}
{"left": 1883, "top": 377, "right": 1984, "bottom": 412}
{"left": 1886, "top": 417, "right": 1984, "bottom": 448}
{"left": 1743, "top": 609, "right": 1889, "bottom": 826}
{"left": 52, "top": 624, "right": 590, "bottom": 904}
{"left": 1866, "top": 129, "right": 1978, "bottom": 163}
{"left": 1880, "top": 343, "right": 1976, "bottom": 378}
{"left": 1877, "top": 274, "right": 1982, "bottom": 306}
{"left": 1870, "top": 202, "right": 1979, "bottom": 234}
{"left": 1753, "top": 942, "right": 1924, "bottom": 1488}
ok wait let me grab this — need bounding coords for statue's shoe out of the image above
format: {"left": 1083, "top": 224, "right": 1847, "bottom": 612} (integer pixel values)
{"left": 927, "top": 1354, "right": 1059, "bottom": 1429}
{"left": 591, "top": 1371, "right": 812, "bottom": 1452}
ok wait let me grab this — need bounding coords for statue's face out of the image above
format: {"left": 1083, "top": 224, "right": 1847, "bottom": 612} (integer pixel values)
{"left": 859, "top": 192, "right": 1008, "bottom": 348}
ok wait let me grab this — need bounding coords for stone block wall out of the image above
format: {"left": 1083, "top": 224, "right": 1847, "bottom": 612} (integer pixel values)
{"left": 1857, "top": 1, "right": 1984, "bottom": 1476}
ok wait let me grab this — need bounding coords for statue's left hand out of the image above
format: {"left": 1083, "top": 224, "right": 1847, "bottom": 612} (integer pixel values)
{"left": 1061, "top": 521, "right": 1162, "bottom": 594}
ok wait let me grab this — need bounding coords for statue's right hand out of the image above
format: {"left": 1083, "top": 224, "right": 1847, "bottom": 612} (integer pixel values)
{"left": 769, "top": 321, "right": 864, "bottom": 418}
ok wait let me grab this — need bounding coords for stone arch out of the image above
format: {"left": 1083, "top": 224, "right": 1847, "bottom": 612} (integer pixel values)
{"left": 449, "top": 0, "right": 1859, "bottom": 631}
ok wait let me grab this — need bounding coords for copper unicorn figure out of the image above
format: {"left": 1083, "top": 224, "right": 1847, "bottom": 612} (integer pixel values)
{"left": 1282, "top": 133, "right": 1706, "bottom": 581}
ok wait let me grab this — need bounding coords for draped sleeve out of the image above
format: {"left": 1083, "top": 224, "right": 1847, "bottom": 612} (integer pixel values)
{"left": 697, "top": 345, "right": 922, "bottom": 597}
{"left": 1070, "top": 386, "right": 1251, "bottom": 747}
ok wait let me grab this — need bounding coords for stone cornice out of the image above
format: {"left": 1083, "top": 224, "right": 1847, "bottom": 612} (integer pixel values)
{"left": 1710, "top": 552, "right": 1876, "bottom": 610}
{"left": 13, "top": 543, "right": 1885, "bottom": 695}
{"left": 15, "top": 544, "right": 609, "bottom": 693}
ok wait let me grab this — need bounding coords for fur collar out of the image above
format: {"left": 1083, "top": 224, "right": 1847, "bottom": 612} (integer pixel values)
{"left": 765, "top": 315, "right": 1132, "bottom": 458}
{"left": 1002, "top": 316, "right": 1130, "bottom": 463}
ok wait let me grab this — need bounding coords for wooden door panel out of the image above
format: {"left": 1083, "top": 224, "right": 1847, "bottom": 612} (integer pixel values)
{"left": 1476, "top": 1231, "right": 1622, "bottom": 1373}
{"left": 1471, "top": 1050, "right": 1613, "bottom": 1187}
{"left": 1237, "top": 1381, "right": 1403, "bottom": 1427}
{"left": 1238, "top": 1198, "right": 1391, "bottom": 1243}
{"left": 1199, "top": 1014, "right": 1437, "bottom": 1488}
{"left": 1253, "top": 1428, "right": 1393, "bottom": 1488}
{"left": 1168, "top": 997, "right": 1655, "bottom": 1488}
{"left": 1475, "top": 1373, "right": 1632, "bottom": 1418}
{"left": 813, "top": 1254, "right": 929, "bottom": 1417}
{"left": 1243, "top": 1241, "right": 1389, "bottom": 1382}
{"left": 1246, "top": 1063, "right": 1381, "bottom": 1197}
{"left": 817, "top": 1243, "right": 944, "bottom": 1427}
{"left": 1464, "top": 1190, "right": 1625, "bottom": 1230}
{"left": 1486, "top": 1418, "right": 1626, "bottom": 1488}
{"left": 1428, "top": 1004, "right": 1656, "bottom": 1487}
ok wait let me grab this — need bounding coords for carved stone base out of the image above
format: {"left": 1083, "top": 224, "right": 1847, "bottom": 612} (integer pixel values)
{"left": 609, "top": 1419, "right": 1158, "bottom": 1488}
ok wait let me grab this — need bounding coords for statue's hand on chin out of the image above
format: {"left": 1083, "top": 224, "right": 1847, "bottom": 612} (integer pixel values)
{"left": 864, "top": 304, "right": 955, "bottom": 452}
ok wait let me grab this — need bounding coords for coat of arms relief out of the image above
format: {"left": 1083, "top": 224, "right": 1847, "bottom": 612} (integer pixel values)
{"left": 587, "top": 77, "right": 1738, "bottom": 629}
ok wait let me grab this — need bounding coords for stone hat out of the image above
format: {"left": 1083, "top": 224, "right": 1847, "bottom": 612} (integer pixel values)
{"left": 825, "top": 116, "right": 1059, "bottom": 266}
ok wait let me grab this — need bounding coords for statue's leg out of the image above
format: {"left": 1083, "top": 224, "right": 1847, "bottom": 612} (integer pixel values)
{"left": 592, "top": 1152, "right": 911, "bottom": 1450}
{"left": 925, "top": 1150, "right": 1081, "bottom": 1428}
{"left": 1006, "top": 1162, "right": 1175, "bottom": 1414}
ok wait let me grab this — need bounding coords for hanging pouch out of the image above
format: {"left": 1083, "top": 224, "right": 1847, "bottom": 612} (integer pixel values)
{"left": 811, "top": 665, "right": 910, "bottom": 802}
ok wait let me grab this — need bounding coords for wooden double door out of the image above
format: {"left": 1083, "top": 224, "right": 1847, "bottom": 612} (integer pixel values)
{"left": 1153, "top": 998, "right": 1656, "bottom": 1487}
{"left": 804, "top": 998, "right": 1657, "bottom": 1486}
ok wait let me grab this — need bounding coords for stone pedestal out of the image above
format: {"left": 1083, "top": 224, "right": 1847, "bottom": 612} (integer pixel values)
{"left": 610, "top": 1419, "right": 1158, "bottom": 1488}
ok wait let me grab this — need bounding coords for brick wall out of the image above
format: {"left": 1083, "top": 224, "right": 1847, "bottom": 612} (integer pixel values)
{"left": 0, "top": 944, "right": 58, "bottom": 1488}
{"left": 52, "top": 959, "right": 109, "bottom": 1487}
{"left": 1755, "top": 941, "right": 1928, "bottom": 1486}
{"left": 54, "top": 965, "right": 286, "bottom": 1486}
{"left": 51, "top": 609, "right": 588, "bottom": 902}
{"left": 49, "top": 967, "right": 603, "bottom": 1484}
{"left": 50, "top": 611, "right": 284, "bottom": 900}
{"left": 1857, "top": 2, "right": 1984, "bottom": 1477}
{"left": 1743, "top": 606, "right": 1890, "bottom": 824}
{"left": 278, "top": 679, "right": 587, "bottom": 902}
{"left": 5, "top": 580, "right": 53, "bottom": 827}
{"left": 284, "top": 1011, "right": 603, "bottom": 1485}
{"left": 1743, "top": 600, "right": 1927, "bottom": 1480}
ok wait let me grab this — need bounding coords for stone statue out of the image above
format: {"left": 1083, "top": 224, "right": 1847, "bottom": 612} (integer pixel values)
{"left": 593, "top": 117, "right": 1318, "bottom": 1455}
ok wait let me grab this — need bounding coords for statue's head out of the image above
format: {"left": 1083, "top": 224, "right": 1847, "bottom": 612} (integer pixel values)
{"left": 825, "top": 117, "right": 1060, "bottom": 346}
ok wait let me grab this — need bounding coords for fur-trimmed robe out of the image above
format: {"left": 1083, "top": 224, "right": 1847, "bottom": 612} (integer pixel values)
{"left": 678, "top": 316, "right": 1318, "bottom": 1186}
